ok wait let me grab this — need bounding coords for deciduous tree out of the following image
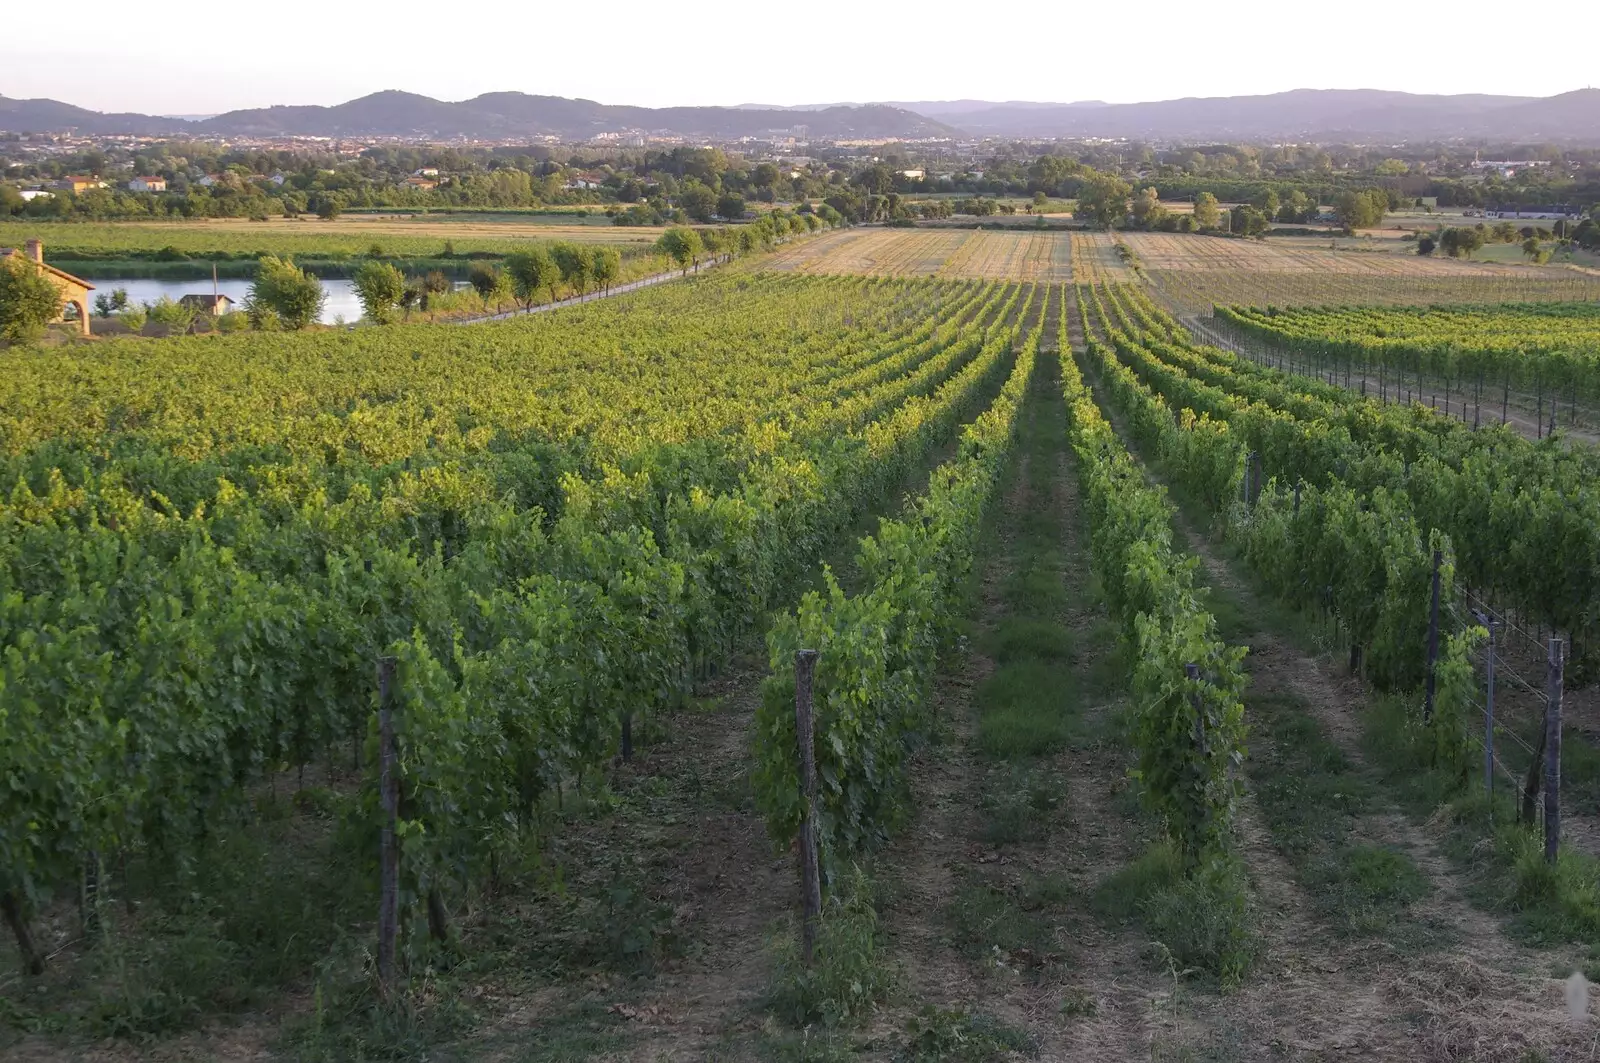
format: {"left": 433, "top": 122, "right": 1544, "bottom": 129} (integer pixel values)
{"left": 591, "top": 247, "right": 621, "bottom": 294}
{"left": 1333, "top": 189, "right": 1388, "bottom": 231}
{"left": 1276, "top": 190, "right": 1316, "bottom": 224}
{"left": 1229, "top": 205, "right": 1271, "bottom": 237}
{"left": 245, "top": 255, "right": 325, "bottom": 330}
{"left": 504, "top": 247, "right": 558, "bottom": 309}
{"left": 657, "top": 227, "right": 703, "bottom": 274}
{"left": 551, "top": 243, "right": 594, "bottom": 298}
{"left": 1074, "top": 171, "right": 1132, "bottom": 229}
{"left": 1130, "top": 187, "right": 1168, "bottom": 230}
{"left": 353, "top": 260, "right": 408, "bottom": 323}
{"left": 678, "top": 183, "right": 717, "bottom": 224}
{"left": 0, "top": 254, "right": 64, "bottom": 343}
{"left": 1439, "top": 226, "right": 1486, "bottom": 259}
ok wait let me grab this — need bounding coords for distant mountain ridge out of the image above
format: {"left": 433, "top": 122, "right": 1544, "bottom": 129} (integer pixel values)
{"left": 0, "top": 90, "right": 954, "bottom": 140}
{"left": 735, "top": 100, "right": 1111, "bottom": 116}
{"left": 1, "top": 87, "right": 1596, "bottom": 141}
{"left": 940, "top": 88, "right": 1600, "bottom": 139}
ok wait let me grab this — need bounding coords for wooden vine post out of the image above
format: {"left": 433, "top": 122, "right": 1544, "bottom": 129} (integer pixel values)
{"left": 1422, "top": 549, "right": 1442, "bottom": 723}
{"left": 794, "top": 648, "right": 822, "bottom": 966}
{"left": 0, "top": 891, "right": 43, "bottom": 976}
{"left": 1184, "top": 663, "right": 1207, "bottom": 753}
{"left": 377, "top": 655, "right": 400, "bottom": 994}
{"left": 1483, "top": 614, "right": 1497, "bottom": 798}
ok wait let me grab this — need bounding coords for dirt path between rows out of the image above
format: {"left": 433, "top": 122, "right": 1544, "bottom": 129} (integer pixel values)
{"left": 1179, "top": 524, "right": 1594, "bottom": 1061}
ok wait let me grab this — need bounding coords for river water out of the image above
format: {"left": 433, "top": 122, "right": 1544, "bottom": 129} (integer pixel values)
{"left": 81, "top": 276, "right": 364, "bottom": 325}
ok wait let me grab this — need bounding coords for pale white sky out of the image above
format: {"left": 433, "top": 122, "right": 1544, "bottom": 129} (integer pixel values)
{"left": 6, "top": 0, "right": 1592, "bottom": 114}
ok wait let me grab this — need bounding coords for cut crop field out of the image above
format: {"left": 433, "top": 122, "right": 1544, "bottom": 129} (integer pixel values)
{"left": 757, "top": 226, "right": 1074, "bottom": 280}
{"left": 1111, "top": 231, "right": 1600, "bottom": 310}
{"left": 1122, "top": 232, "right": 1538, "bottom": 275}
{"left": 8, "top": 265, "right": 1600, "bottom": 1062}
{"left": 1069, "top": 230, "right": 1138, "bottom": 283}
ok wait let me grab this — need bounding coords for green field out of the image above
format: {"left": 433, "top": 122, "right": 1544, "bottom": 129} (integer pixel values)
{"left": 2, "top": 217, "right": 662, "bottom": 261}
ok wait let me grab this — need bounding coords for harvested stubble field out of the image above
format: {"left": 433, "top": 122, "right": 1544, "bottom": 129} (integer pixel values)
{"left": 1124, "top": 233, "right": 1535, "bottom": 276}
{"left": 1117, "top": 232, "right": 1600, "bottom": 310}
{"left": 757, "top": 227, "right": 1074, "bottom": 280}
{"left": 1068, "top": 231, "right": 1137, "bottom": 283}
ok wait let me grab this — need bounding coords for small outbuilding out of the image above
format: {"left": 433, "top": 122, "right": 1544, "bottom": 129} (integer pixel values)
{"left": 179, "top": 293, "right": 236, "bottom": 316}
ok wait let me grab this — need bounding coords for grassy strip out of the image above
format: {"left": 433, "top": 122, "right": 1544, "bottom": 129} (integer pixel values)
{"left": 1365, "top": 696, "right": 1600, "bottom": 969}
{"left": 947, "top": 343, "right": 1082, "bottom": 983}
{"left": 1248, "top": 689, "right": 1438, "bottom": 948}
{"left": 50, "top": 255, "right": 481, "bottom": 280}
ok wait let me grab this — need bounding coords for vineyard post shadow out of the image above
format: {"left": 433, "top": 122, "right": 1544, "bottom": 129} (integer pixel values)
{"left": 1476, "top": 612, "right": 1497, "bottom": 804}
{"left": 377, "top": 655, "right": 399, "bottom": 994}
{"left": 794, "top": 648, "right": 822, "bottom": 965}
{"left": 1518, "top": 637, "right": 1566, "bottom": 864}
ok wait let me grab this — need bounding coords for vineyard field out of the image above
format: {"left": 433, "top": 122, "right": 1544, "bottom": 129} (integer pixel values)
{"left": 9, "top": 240, "right": 1600, "bottom": 1062}
{"left": 0, "top": 272, "right": 1040, "bottom": 988}
{"left": 1082, "top": 280, "right": 1600, "bottom": 655}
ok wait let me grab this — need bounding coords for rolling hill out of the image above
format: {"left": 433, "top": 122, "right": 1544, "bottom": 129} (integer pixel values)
{"left": 900, "top": 88, "right": 1600, "bottom": 140}
{"left": 0, "top": 91, "right": 955, "bottom": 141}
{"left": 1, "top": 87, "right": 1595, "bottom": 142}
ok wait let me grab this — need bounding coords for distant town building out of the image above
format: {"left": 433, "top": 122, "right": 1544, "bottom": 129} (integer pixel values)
{"left": 1487, "top": 204, "right": 1580, "bottom": 220}
{"left": 0, "top": 240, "right": 93, "bottom": 336}
{"left": 402, "top": 176, "right": 439, "bottom": 190}
{"left": 127, "top": 176, "right": 167, "bottom": 192}
{"left": 1472, "top": 159, "right": 1552, "bottom": 179}
{"left": 18, "top": 189, "right": 53, "bottom": 201}
{"left": 195, "top": 173, "right": 226, "bottom": 187}
{"left": 55, "top": 176, "right": 106, "bottom": 192}
{"left": 412, "top": 167, "right": 439, "bottom": 177}
{"left": 899, "top": 169, "right": 926, "bottom": 180}
{"left": 562, "top": 170, "right": 608, "bottom": 190}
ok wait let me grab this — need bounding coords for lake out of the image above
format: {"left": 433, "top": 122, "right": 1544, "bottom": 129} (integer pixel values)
{"left": 82, "top": 276, "right": 365, "bottom": 326}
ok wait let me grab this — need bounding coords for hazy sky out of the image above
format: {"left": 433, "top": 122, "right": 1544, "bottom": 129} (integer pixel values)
{"left": 6, "top": 0, "right": 1593, "bottom": 114}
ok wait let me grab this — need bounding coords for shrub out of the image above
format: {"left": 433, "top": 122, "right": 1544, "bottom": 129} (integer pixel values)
{"left": 246, "top": 255, "right": 325, "bottom": 330}
{"left": 352, "top": 260, "right": 407, "bottom": 324}
{"left": 770, "top": 866, "right": 892, "bottom": 1027}
{"left": 145, "top": 295, "right": 197, "bottom": 334}
{"left": 1140, "top": 858, "right": 1256, "bottom": 985}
